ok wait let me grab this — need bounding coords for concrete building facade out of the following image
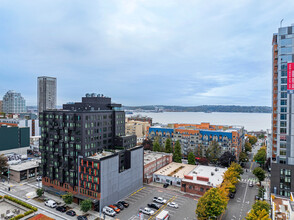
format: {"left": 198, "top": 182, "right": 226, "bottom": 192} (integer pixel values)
{"left": 125, "top": 120, "right": 150, "bottom": 142}
{"left": 37, "top": 76, "right": 57, "bottom": 113}
{"left": 2, "top": 90, "right": 26, "bottom": 114}
{"left": 0, "top": 119, "right": 40, "bottom": 137}
{"left": 0, "top": 100, "right": 2, "bottom": 113}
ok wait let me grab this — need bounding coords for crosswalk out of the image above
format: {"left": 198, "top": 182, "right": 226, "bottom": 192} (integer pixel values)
{"left": 240, "top": 178, "right": 258, "bottom": 183}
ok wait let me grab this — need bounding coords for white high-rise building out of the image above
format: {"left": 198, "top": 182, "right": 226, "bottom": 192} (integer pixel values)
{"left": 2, "top": 90, "right": 26, "bottom": 113}
{"left": 37, "top": 76, "right": 57, "bottom": 113}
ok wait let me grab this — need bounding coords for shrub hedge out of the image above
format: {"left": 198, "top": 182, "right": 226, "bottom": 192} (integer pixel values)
{"left": 3, "top": 195, "right": 38, "bottom": 219}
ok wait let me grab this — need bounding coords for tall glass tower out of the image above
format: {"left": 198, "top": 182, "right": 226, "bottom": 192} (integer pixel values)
{"left": 271, "top": 24, "right": 294, "bottom": 197}
{"left": 2, "top": 90, "right": 26, "bottom": 113}
{"left": 37, "top": 76, "right": 57, "bottom": 113}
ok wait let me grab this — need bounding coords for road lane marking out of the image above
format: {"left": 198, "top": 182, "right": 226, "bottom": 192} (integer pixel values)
{"left": 243, "top": 180, "right": 249, "bottom": 204}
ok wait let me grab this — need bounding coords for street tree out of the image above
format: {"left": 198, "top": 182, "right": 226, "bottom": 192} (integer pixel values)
{"left": 165, "top": 138, "right": 172, "bottom": 153}
{"left": 62, "top": 193, "right": 73, "bottom": 205}
{"left": 196, "top": 188, "right": 228, "bottom": 219}
{"left": 188, "top": 152, "right": 195, "bottom": 165}
{"left": 80, "top": 199, "right": 92, "bottom": 213}
{"left": 229, "top": 162, "right": 244, "bottom": 175}
{"left": 254, "top": 148, "right": 266, "bottom": 166}
{"left": 246, "top": 209, "right": 270, "bottom": 220}
{"left": 252, "top": 200, "right": 270, "bottom": 214}
{"left": 239, "top": 152, "right": 249, "bottom": 164}
{"left": 253, "top": 167, "right": 266, "bottom": 185}
{"left": 173, "top": 141, "right": 182, "bottom": 163}
{"left": 0, "top": 154, "right": 8, "bottom": 174}
{"left": 244, "top": 142, "right": 252, "bottom": 153}
{"left": 219, "top": 151, "right": 236, "bottom": 167}
{"left": 248, "top": 135, "right": 258, "bottom": 145}
{"left": 36, "top": 188, "right": 44, "bottom": 197}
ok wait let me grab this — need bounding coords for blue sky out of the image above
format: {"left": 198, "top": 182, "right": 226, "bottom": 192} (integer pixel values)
{"left": 1, "top": 0, "right": 294, "bottom": 106}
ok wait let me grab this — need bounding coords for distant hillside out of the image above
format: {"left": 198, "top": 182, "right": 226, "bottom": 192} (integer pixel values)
{"left": 124, "top": 105, "right": 272, "bottom": 113}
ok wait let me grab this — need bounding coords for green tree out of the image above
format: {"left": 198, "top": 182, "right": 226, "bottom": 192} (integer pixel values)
{"left": 153, "top": 140, "right": 161, "bottom": 152}
{"left": 165, "top": 138, "right": 172, "bottom": 153}
{"left": 253, "top": 167, "right": 266, "bottom": 185}
{"left": 80, "top": 199, "right": 92, "bottom": 213}
{"left": 196, "top": 188, "right": 228, "bottom": 219}
{"left": 229, "top": 162, "right": 244, "bottom": 175}
{"left": 248, "top": 135, "right": 258, "bottom": 145}
{"left": 244, "top": 142, "right": 252, "bottom": 153}
{"left": 188, "top": 152, "right": 195, "bottom": 165}
{"left": 254, "top": 148, "right": 266, "bottom": 166}
{"left": 0, "top": 154, "right": 8, "bottom": 174}
{"left": 206, "top": 141, "right": 221, "bottom": 164}
{"left": 173, "top": 140, "right": 182, "bottom": 163}
{"left": 239, "top": 152, "right": 249, "bottom": 163}
{"left": 62, "top": 193, "right": 73, "bottom": 205}
{"left": 36, "top": 188, "right": 44, "bottom": 197}
{"left": 259, "top": 134, "right": 265, "bottom": 139}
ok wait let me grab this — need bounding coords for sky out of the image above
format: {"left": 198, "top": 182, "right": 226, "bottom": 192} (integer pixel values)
{"left": 1, "top": 0, "right": 294, "bottom": 106}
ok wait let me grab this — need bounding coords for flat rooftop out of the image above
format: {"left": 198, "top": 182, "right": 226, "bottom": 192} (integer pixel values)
{"left": 10, "top": 159, "right": 41, "bottom": 172}
{"left": 144, "top": 151, "right": 172, "bottom": 166}
{"left": 182, "top": 165, "right": 227, "bottom": 187}
{"left": 271, "top": 194, "right": 290, "bottom": 220}
{"left": 88, "top": 151, "right": 115, "bottom": 160}
{"left": 154, "top": 162, "right": 196, "bottom": 179}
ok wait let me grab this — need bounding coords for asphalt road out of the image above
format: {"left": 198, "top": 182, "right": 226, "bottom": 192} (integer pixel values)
{"left": 116, "top": 185, "right": 198, "bottom": 220}
{"left": 221, "top": 141, "right": 262, "bottom": 220}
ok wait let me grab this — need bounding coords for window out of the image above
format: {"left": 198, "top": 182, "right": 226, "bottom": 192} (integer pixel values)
{"left": 281, "top": 47, "right": 292, "bottom": 54}
{"left": 281, "top": 107, "right": 287, "bottom": 113}
{"left": 281, "top": 100, "right": 287, "bottom": 105}
{"left": 281, "top": 78, "right": 287, "bottom": 84}
{"left": 281, "top": 55, "right": 292, "bottom": 62}
{"left": 281, "top": 114, "right": 287, "bottom": 120}
{"left": 281, "top": 38, "right": 292, "bottom": 46}
{"left": 280, "top": 121, "right": 287, "bottom": 127}
{"left": 281, "top": 85, "right": 287, "bottom": 91}
{"left": 281, "top": 70, "right": 287, "bottom": 77}
{"left": 280, "top": 128, "right": 287, "bottom": 134}
{"left": 281, "top": 92, "right": 287, "bottom": 98}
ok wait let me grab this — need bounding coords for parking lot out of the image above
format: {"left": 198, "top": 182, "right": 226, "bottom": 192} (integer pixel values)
{"left": 115, "top": 185, "right": 198, "bottom": 220}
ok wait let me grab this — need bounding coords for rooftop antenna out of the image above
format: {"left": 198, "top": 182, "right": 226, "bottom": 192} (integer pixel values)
{"left": 280, "top": 19, "right": 284, "bottom": 27}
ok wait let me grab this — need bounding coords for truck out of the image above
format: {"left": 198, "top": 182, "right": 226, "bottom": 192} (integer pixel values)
{"left": 156, "top": 210, "right": 169, "bottom": 220}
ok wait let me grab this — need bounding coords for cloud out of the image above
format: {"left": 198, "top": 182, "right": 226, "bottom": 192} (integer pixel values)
{"left": 0, "top": 0, "right": 293, "bottom": 106}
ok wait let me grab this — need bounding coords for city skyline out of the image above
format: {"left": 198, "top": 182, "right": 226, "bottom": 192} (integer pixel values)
{"left": 1, "top": 1, "right": 294, "bottom": 106}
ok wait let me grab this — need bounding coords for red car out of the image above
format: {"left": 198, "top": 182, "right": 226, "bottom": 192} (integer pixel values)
{"left": 108, "top": 205, "right": 120, "bottom": 213}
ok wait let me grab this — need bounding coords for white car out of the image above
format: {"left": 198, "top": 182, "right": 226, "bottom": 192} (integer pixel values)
{"left": 103, "top": 206, "right": 116, "bottom": 217}
{"left": 153, "top": 197, "right": 167, "bottom": 204}
{"left": 44, "top": 200, "right": 57, "bottom": 208}
{"left": 139, "top": 207, "right": 154, "bottom": 215}
{"left": 167, "top": 202, "right": 178, "bottom": 208}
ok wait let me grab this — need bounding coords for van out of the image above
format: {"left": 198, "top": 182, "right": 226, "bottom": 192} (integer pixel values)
{"left": 45, "top": 200, "right": 57, "bottom": 208}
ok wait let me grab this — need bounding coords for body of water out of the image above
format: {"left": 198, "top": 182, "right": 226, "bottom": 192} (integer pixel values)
{"left": 130, "top": 112, "right": 271, "bottom": 131}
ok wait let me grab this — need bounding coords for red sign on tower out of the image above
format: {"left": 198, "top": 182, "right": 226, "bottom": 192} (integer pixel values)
{"left": 287, "top": 63, "right": 294, "bottom": 90}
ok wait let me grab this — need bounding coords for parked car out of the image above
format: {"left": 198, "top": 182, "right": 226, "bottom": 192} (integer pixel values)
{"left": 249, "top": 181, "right": 253, "bottom": 187}
{"left": 36, "top": 176, "right": 42, "bottom": 181}
{"left": 118, "top": 201, "right": 129, "bottom": 208}
{"left": 167, "top": 202, "right": 178, "bottom": 208}
{"left": 114, "top": 203, "right": 124, "bottom": 210}
{"left": 148, "top": 203, "right": 160, "bottom": 210}
{"left": 66, "top": 210, "right": 76, "bottom": 216}
{"left": 139, "top": 207, "right": 154, "bottom": 215}
{"left": 103, "top": 206, "right": 116, "bottom": 217}
{"left": 108, "top": 205, "right": 120, "bottom": 213}
{"left": 56, "top": 206, "right": 66, "bottom": 212}
{"left": 77, "top": 216, "right": 88, "bottom": 220}
{"left": 44, "top": 200, "right": 57, "bottom": 208}
{"left": 163, "top": 183, "right": 169, "bottom": 188}
{"left": 153, "top": 197, "right": 167, "bottom": 204}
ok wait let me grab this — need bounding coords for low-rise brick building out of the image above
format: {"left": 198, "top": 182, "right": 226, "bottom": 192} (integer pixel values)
{"left": 181, "top": 165, "right": 227, "bottom": 196}
{"left": 144, "top": 151, "right": 173, "bottom": 184}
